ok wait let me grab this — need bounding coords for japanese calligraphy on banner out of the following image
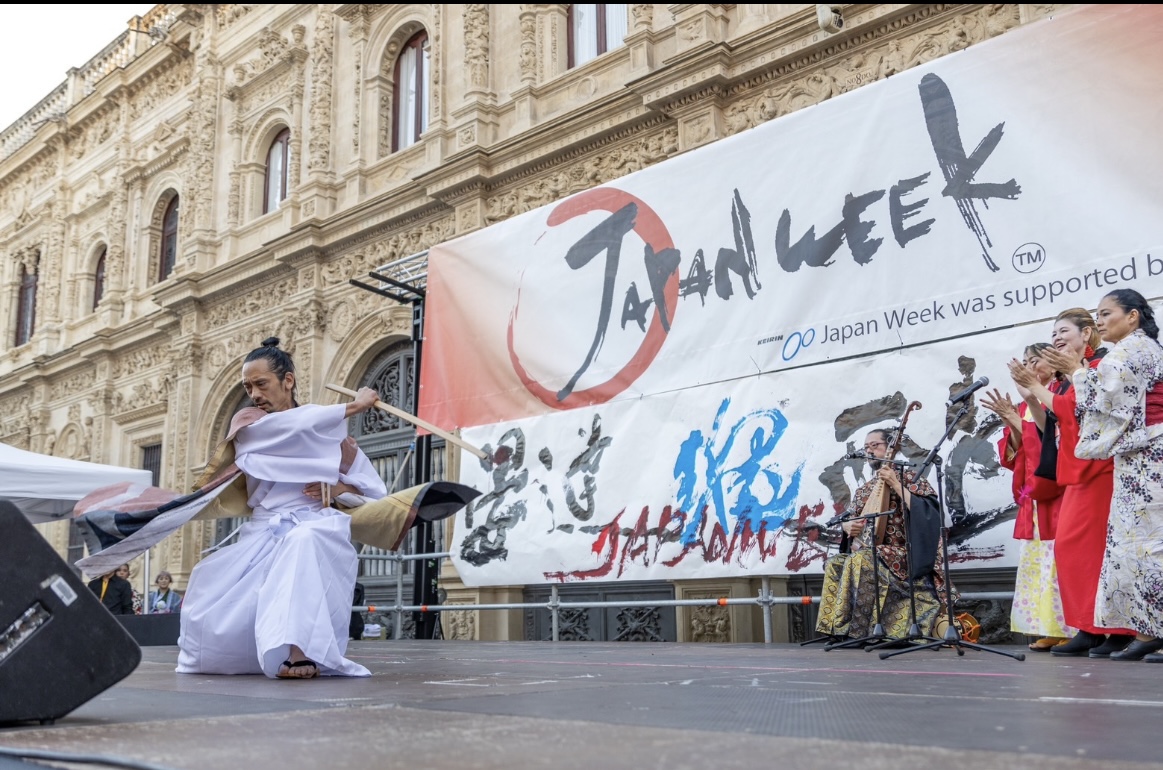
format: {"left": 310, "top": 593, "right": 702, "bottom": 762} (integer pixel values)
{"left": 419, "top": 5, "right": 1163, "bottom": 586}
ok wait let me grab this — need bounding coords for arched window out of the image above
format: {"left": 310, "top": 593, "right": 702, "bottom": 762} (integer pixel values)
{"left": 568, "top": 4, "right": 627, "bottom": 68}
{"left": 159, "top": 195, "right": 179, "bottom": 282}
{"left": 393, "top": 31, "right": 430, "bottom": 152}
{"left": 14, "top": 263, "right": 37, "bottom": 346}
{"left": 263, "top": 128, "right": 290, "bottom": 214}
{"left": 92, "top": 247, "right": 106, "bottom": 311}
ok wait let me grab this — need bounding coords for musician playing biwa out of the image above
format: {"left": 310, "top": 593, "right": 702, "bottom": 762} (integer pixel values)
{"left": 815, "top": 429, "right": 957, "bottom": 643}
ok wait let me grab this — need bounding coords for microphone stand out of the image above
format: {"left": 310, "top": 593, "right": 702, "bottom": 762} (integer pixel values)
{"left": 801, "top": 450, "right": 881, "bottom": 647}
{"left": 878, "top": 405, "right": 1025, "bottom": 662}
{"left": 800, "top": 511, "right": 844, "bottom": 646}
{"left": 823, "top": 507, "right": 898, "bottom": 651}
{"left": 862, "top": 454, "right": 936, "bottom": 654}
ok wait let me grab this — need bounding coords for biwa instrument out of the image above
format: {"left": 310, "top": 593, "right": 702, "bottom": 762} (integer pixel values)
{"left": 858, "top": 401, "right": 921, "bottom": 547}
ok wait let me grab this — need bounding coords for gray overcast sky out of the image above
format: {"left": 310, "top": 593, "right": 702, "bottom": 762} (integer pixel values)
{"left": 0, "top": 4, "right": 157, "bottom": 131}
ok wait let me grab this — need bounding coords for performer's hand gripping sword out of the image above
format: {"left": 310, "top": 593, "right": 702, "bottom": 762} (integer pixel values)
{"left": 326, "top": 383, "right": 488, "bottom": 460}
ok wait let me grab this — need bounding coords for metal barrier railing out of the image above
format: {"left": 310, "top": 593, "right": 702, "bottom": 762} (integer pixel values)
{"left": 356, "top": 552, "right": 1015, "bottom": 643}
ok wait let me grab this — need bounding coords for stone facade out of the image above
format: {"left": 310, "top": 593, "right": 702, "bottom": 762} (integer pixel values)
{"left": 0, "top": 3, "right": 1068, "bottom": 639}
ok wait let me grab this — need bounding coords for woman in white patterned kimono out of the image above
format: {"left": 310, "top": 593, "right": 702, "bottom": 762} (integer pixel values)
{"left": 177, "top": 338, "right": 385, "bottom": 679}
{"left": 1040, "top": 290, "right": 1163, "bottom": 662}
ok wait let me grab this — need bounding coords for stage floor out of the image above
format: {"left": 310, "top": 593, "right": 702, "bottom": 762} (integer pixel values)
{"left": 2, "top": 641, "right": 1161, "bottom": 770}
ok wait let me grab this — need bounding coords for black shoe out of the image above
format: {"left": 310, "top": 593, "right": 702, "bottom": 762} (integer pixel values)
{"left": 1143, "top": 652, "right": 1163, "bottom": 663}
{"left": 1089, "top": 634, "right": 1135, "bottom": 658}
{"left": 1110, "top": 638, "right": 1163, "bottom": 661}
{"left": 1052, "top": 631, "right": 1104, "bottom": 656}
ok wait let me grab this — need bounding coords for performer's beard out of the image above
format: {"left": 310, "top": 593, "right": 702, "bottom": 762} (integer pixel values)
{"left": 867, "top": 457, "right": 884, "bottom": 471}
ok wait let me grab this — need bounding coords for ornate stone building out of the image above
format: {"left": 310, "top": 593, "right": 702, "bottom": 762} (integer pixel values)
{"left": 1, "top": 3, "right": 1066, "bottom": 642}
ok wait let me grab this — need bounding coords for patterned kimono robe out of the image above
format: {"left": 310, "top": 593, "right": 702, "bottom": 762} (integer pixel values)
{"left": 816, "top": 470, "right": 953, "bottom": 640}
{"left": 998, "top": 402, "right": 1068, "bottom": 637}
{"left": 1073, "top": 329, "right": 1163, "bottom": 637}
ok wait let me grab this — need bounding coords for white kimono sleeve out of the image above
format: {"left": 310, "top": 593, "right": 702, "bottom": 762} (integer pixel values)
{"left": 1073, "top": 337, "right": 1149, "bottom": 459}
{"left": 335, "top": 449, "right": 388, "bottom": 507}
{"left": 233, "top": 403, "right": 349, "bottom": 483}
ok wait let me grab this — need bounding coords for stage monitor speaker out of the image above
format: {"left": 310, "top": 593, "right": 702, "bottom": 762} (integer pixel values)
{"left": 0, "top": 500, "right": 141, "bottom": 725}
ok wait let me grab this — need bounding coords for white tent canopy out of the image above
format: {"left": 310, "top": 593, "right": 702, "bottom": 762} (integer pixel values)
{"left": 0, "top": 442, "right": 153, "bottom": 524}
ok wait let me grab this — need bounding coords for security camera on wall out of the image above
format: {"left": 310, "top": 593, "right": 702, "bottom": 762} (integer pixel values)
{"left": 816, "top": 4, "right": 844, "bottom": 34}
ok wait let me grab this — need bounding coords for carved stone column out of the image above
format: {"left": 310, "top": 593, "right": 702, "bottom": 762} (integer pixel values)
{"left": 83, "top": 358, "right": 114, "bottom": 466}
{"left": 518, "top": 6, "right": 537, "bottom": 86}
{"left": 0, "top": 260, "right": 19, "bottom": 351}
{"left": 463, "top": 5, "right": 491, "bottom": 99}
{"left": 302, "top": 7, "right": 338, "bottom": 221}
{"left": 307, "top": 8, "right": 335, "bottom": 177}
{"left": 625, "top": 3, "right": 658, "bottom": 77}
{"left": 101, "top": 178, "right": 129, "bottom": 324}
{"left": 510, "top": 6, "right": 541, "bottom": 132}
{"left": 543, "top": 4, "right": 569, "bottom": 81}
{"left": 286, "top": 25, "right": 307, "bottom": 221}
{"left": 452, "top": 5, "right": 498, "bottom": 153}
{"left": 28, "top": 383, "right": 50, "bottom": 455}
{"left": 429, "top": 6, "right": 444, "bottom": 134}
{"left": 225, "top": 116, "right": 243, "bottom": 229}
{"left": 345, "top": 6, "right": 370, "bottom": 162}
{"left": 43, "top": 199, "right": 67, "bottom": 327}
{"left": 181, "top": 7, "right": 222, "bottom": 273}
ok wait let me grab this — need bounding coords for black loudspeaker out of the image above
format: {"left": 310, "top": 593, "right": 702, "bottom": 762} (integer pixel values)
{"left": 0, "top": 501, "right": 141, "bottom": 725}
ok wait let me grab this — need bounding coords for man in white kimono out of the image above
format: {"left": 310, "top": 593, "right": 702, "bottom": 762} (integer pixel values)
{"left": 177, "top": 337, "right": 386, "bottom": 680}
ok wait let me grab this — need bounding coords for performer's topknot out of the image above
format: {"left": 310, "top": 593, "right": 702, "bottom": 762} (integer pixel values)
{"left": 262, "top": 336, "right": 280, "bottom": 348}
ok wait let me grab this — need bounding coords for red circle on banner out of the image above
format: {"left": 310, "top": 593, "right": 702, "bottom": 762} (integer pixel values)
{"left": 507, "top": 187, "right": 679, "bottom": 411}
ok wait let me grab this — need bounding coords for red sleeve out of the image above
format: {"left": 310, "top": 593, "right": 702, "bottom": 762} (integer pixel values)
{"left": 1054, "top": 380, "right": 1112, "bottom": 485}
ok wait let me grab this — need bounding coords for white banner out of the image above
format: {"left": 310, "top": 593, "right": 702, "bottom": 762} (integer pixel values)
{"left": 454, "top": 328, "right": 1031, "bottom": 585}
{"left": 418, "top": 6, "right": 1163, "bottom": 585}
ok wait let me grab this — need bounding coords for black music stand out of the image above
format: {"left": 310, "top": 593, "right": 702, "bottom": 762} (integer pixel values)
{"left": 860, "top": 452, "right": 938, "bottom": 654}
{"left": 878, "top": 405, "right": 1025, "bottom": 662}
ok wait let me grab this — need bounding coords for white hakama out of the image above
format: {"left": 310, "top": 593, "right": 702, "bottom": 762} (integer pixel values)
{"left": 176, "top": 404, "right": 385, "bottom": 678}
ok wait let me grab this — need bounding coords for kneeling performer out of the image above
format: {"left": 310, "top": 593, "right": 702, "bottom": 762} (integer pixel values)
{"left": 176, "top": 338, "right": 388, "bottom": 679}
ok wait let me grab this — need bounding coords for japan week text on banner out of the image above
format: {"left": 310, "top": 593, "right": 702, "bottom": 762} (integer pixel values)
{"left": 419, "top": 5, "right": 1163, "bottom": 586}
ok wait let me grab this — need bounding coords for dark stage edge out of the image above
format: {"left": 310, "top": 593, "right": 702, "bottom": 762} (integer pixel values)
{"left": 2, "top": 641, "right": 1161, "bottom": 770}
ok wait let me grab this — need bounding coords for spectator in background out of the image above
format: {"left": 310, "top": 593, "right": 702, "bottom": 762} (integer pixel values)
{"left": 116, "top": 563, "right": 143, "bottom": 614}
{"left": 149, "top": 571, "right": 183, "bottom": 614}
{"left": 88, "top": 568, "right": 134, "bottom": 615}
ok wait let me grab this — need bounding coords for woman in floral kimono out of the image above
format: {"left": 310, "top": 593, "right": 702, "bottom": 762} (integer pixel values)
{"left": 1041, "top": 290, "right": 1163, "bottom": 662}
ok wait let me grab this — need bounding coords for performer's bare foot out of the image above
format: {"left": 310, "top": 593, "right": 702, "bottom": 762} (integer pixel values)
{"left": 277, "top": 645, "right": 319, "bottom": 679}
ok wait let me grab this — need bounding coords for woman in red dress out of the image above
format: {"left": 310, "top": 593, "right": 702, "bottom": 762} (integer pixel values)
{"left": 1008, "top": 308, "right": 1135, "bottom": 657}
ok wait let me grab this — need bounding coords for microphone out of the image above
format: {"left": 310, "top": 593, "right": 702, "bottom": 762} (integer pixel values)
{"left": 825, "top": 508, "right": 854, "bottom": 527}
{"left": 948, "top": 376, "right": 989, "bottom": 406}
{"left": 845, "top": 449, "right": 867, "bottom": 460}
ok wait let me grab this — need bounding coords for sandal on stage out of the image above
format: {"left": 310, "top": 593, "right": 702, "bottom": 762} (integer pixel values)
{"left": 277, "top": 659, "right": 320, "bottom": 679}
{"left": 1028, "top": 637, "right": 1065, "bottom": 652}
